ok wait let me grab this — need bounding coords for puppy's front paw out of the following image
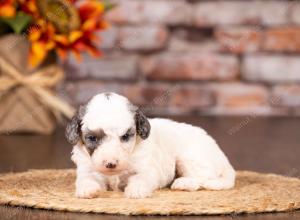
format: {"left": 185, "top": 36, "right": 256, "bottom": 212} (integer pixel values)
{"left": 76, "top": 179, "right": 105, "bottom": 199}
{"left": 125, "top": 183, "right": 152, "bottom": 199}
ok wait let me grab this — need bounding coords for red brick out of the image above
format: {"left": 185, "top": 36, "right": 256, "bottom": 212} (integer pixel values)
{"left": 141, "top": 84, "right": 176, "bottom": 107}
{"left": 215, "top": 27, "right": 262, "bottom": 54}
{"left": 63, "top": 81, "right": 214, "bottom": 115}
{"left": 211, "top": 83, "right": 268, "bottom": 107}
{"left": 97, "top": 26, "right": 118, "bottom": 50}
{"left": 271, "top": 85, "right": 300, "bottom": 107}
{"left": 260, "top": 1, "right": 290, "bottom": 26}
{"left": 64, "top": 81, "right": 142, "bottom": 105}
{"left": 62, "top": 81, "right": 295, "bottom": 116}
{"left": 119, "top": 25, "right": 169, "bottom": 51}
{"left": 169, "top": 37, "right": 220, "bottom": 52}
{"left": 106, "top": 0, "right": 191, "bottom": 25}
{"left": 63, "top": 54, "right": 138, "bottom": 80}
{"left": 263, "top": 27, "right": 300, "bottom": 53}
{"left": 192, "top": 1, "right": 261, "bottom": 27}
{"left": 290, "top": 3, "right": 300, "bottom": 24}
{"left": 105, "top": 1, "right": 140, "bottom": 24}
{"left": 135, "top": 84, "right": 213, "bottom": 111}
{"left": 168, "top": 28, "right": 221, "bottom": 52}
{"left": 242, "top": 55, "right": 300, "bottom": 83}
{"left": 169, "top": 85, "right": 214, "bottom": 109}
{"left": 141, "top": 53, "right": 239, "bottom": 81}
{"left": 207, "top": 83, "right": 274, "bottom": 115}
{"left": 192, "top": 1, "right": 289, "bottom": 27}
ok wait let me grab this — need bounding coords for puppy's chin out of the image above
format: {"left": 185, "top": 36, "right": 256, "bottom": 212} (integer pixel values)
{"left": 97, "top": 168, "right": 127, "bottom": 176}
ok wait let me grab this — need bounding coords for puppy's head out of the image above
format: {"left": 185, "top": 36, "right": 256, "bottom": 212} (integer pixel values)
{"left": 65, "top": 93, "right": 150, "bottom": 175}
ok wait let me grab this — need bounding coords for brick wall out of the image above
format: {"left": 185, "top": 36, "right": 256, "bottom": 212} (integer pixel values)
{"left": 62, "top": 0, "right": 300, "bottom": 116}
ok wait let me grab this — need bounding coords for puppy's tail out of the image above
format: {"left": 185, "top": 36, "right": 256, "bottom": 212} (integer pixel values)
{"left": 201, "top": 166, "right": 236, "bottom": 190}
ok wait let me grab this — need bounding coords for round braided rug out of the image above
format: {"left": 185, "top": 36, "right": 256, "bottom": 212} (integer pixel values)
{"left": 0, "top": 169, "right": 299, "bottom": 215}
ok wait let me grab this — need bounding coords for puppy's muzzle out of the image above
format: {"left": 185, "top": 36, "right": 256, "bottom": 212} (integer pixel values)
{"left": 102, "top": 159, "right": 119, "bottom": 170}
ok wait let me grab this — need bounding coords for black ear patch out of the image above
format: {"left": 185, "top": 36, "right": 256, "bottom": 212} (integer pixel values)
{"left": 135, "top": 109, "right": 151, "bottom": 139}
{"left": 65, "top": 105, "right": 86, "bottom": 145}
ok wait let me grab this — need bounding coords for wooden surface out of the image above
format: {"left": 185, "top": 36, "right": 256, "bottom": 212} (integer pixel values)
{"left": 0, "top": 116, "right": 299, "bottom": 219}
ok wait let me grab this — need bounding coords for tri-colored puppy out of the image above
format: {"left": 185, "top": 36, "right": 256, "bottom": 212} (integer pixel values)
{"left": 66, "top": 93, "right": 235, "bottom": 199}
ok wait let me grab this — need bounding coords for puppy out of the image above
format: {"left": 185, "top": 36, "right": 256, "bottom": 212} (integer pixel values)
{"left": 66, "top": 92, "right": 235, "bottom": 199}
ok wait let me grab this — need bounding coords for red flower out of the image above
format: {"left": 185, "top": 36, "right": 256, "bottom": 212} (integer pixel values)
{"left": 0, "top": 0, "right": 16, "bottom": 17}
{"left": 24, "top": 0, "right": 108, "bottom": 67}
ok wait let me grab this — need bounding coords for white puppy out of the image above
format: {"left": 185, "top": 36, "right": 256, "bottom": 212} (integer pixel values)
{"left": 66, "top": 92, "right": 235, "bottom": 199}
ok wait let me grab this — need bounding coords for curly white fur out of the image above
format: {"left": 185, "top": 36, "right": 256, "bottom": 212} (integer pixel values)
{"left": 70, "top": 93, "right": 235, "bottom": 199}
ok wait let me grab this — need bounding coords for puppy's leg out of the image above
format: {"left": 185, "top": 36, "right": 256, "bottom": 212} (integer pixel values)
{"left": 72, "top": 146, "right": 107, "bottom": 198}
{"left": 171, "top": 160, "right": 205, "bottom": 191}
{"left": 171, "top": 161, "right": 235, "bottom": 191}
{"left": 171, "top": 177, "right": 201, "bottom": 191}
{"left": 124, "top": 173, "right": 158, "bottom": 199}
{"left": 198, "top": 167, "right": 235, "bottom": 190}
{"left": 171, "top": 131, "right": 235, "bottom": 191}
{"left": 75, "top": 170, "right": 107, "bottom": 198}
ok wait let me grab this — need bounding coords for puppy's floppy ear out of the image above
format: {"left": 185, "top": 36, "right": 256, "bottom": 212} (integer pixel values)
{"left": 65, "top": 105, "right": 86, "bottom": 145}
{"left": 135, "top": 109, "right": 151, "bottom": 139}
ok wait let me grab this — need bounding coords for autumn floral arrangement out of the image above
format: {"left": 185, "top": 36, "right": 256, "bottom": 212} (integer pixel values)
{"left": 0, "top": 0, "right": 110, "bottom": 134}
{"left": 0, "top": 0, "right": 109, "bottom": 67}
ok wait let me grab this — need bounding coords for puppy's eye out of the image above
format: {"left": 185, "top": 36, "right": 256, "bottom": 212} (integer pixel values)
{"left": 86, "top": 135, "right": 97, "bottom": 142}
{"left": 120, "top": 132, "right": 133, "bottom": 142}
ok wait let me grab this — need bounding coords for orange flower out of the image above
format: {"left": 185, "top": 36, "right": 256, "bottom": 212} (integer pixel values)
{"left": 0, "top": 0, "right": 16, "bottom": 17}
{"left": 26, "top": 0, "right": 108, "bottom": 67}
{"left": 18, "top": 0, "right": 39, "bottom": 17}
{"left": 28, "top": 20, "right": 56, "bottom": 67}
{"left": 65, "top": 0, "right": 108, "bottom": 60}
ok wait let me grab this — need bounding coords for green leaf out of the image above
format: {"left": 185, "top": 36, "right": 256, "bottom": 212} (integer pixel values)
{"left": 0, "top": 12, "right": 32, "bottom": 34}
{"left": 103, "top": 0, "right": 116, "bottom": 11}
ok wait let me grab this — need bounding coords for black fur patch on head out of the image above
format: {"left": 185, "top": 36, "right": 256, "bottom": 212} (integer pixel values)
{"left": 82, "top": 128, "right": 106, "bottom": 155}
{"left": 135, "top": 109, "right": 151, "bottom": 139}
{"left": 65, "top": 105, "right": 86, "bottom": 145}
{"left": 104, "top": 92, "right": 112, "bottom": 100}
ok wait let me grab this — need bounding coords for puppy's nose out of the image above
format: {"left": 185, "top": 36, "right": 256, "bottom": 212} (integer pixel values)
{"left": 105, "top": 161, "right": 118, "bottom": 169}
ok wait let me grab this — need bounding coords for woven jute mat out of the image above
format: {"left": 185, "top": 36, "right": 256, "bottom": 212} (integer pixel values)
{"left": 0, "top": 169, "right": 299, "bottom": 216}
